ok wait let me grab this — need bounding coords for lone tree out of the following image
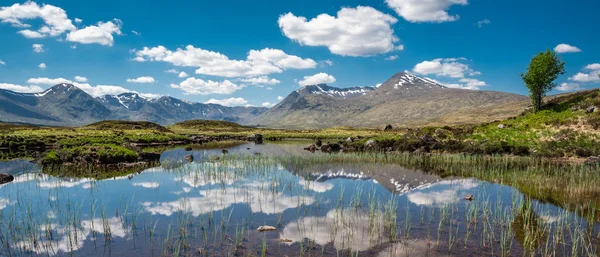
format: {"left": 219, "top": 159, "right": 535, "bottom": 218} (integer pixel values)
{"left": 521, "top": 50, "right": 565, "bottom": 112}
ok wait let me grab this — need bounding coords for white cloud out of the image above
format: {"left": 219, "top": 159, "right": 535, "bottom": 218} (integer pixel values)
{"left": 204, "top": 97, "right": 248, "bottom": 107}
{"left": 320, "top": 60, "right": 334, "bottom": 66}
{"left": 298, "top": 178, "right": 334, "bottom": 193}
{"left": 170, "top": 78, "right": 245, "bottom": 95}
{"left": 0, "top": 1, "right": 76, "bottom": 38}
{"left": 178, "top": 71, "right": 189, "bottom": 78}
{"left": 0, "top": 59, "right": 5, "bottom": 65}
{"left": 280, "top": 209, "right": 387, "bottom": 251}
{"left": 126, "top": 76, "right": 155, "bottom": 83}
{"left": 142, "top": 186, "right": 314, "bottom": 216}
{"left": 74, "top": 76, "right": 87, "bottom": 83}
{"left": 456, "top": 78, "right": 487, "bottom": 90}
{"left": 477, "top": 19, "right": 491, "bottom": 28}
{"left": 27, "top": 77, "right": 70, "bottom": 85}
{"left": 134, "top": 45, "right": 316, "bottom": 77}
{"left": 32, "top": 44, "right": 44, "bottom": 53}
{"left": 385, "top": 0, "right": 468, "bottom": 23}
{"left": 38, "top": 63, "right": 46, "bottom": 70}
{"left": 386, "top": 55, "right": 399, "bottom": 61}
{"left": 407, "top": 179, "right": 479, "bottom": 206}
{"left": 0, "top": 83, "right": 43, "bottom": 93}
{"left": 74, "top": 18, "right": 82, "bottom": 23}
{"left": 165, "top": 69, "right": 178, "bottom": 74}
{"left": 556, "top": 82, "right": 581, "bottom": 92}
{"left": 413, "top": 58, "right": 477, "bottom": 78}
{"left": 569, "top": 73, "right": 599, "bottom": 83}
{"left": 132, "top": 182, "right": 159, "bottom": 188}
{"left": 277, "top": 96, "right": 284, "bottom": 101}
{"left": 131, "top": 30, "right": 140, "bottom": 36}
{"left": 569, "top": 64, "right": 600, "bottom": 83}
{"left": 66, "top": 19, "right": 122, "bottom": 46}
{"left": 26, "top": 77, "right": 149, "bottom": 97}
{"left": 238, "top": 76, "right": 280, "bottom": 85}
{"left": 586, "top": 63, "right": 600, "bottom": 70}
{"left": 261, "top": 102, "right": 275, "bottom": 107}
{"left": 554, "top": 43, "right": 581, "bottom": 53}
{"left": 18, "top": 29, "right": 43, "bottom": 38}
{"left": 278, "top": 6, "right": 401, "bottom": 57}
{"left": 299, "top": 73, "right": 336, "bottom": 86}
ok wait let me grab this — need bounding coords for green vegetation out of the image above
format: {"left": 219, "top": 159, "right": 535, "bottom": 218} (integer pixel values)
{"left": 341, "top": 89, "right": 600, "bottom": 158}
{"left": 170, "top": 119, "right": 249, "bottom": 132}
{"left": 3, "top": 89, "right": 600, "bottom": 167}
{"left": 84, "top": 120, "right": 172, "bottom": 132}
{"left": 521, "top": 49, "right": 565, "bottom": 112}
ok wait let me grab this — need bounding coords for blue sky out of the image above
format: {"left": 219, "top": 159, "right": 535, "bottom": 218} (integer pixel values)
{"left": 0, "top": 0, "right": 598, "bottom": 107}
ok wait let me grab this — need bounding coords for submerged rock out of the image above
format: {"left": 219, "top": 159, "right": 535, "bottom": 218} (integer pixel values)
{"left": 0, "top": 173, "right": 14, "bottom": 185}
{"left": 210, "top": 156, "right": 220, "bottom": 161}
{"left": 464, "top": 194, "right": 474, "bottom": 201}
{"left": 383, "top": 124, "right": 393, "bottom": 131}
{"left": 303, "top": 144, "right": 317, "bottom": 153}
{"left": 321, "top": 143, "right": 341, "bottom": 153}
{"left": 316, "top": 139, "right": 323, "bottom": 147}
{"left": 221, "top": 149, "right": 229, "bottom": 154}
{"left": 256, "top": 225, "right": 277, "bottom": 232}
{"left": 184, "top": 147, "right": 193, "bottom": 151}
{"left": 184, "top": 154, "right": 194, "bottom": 162}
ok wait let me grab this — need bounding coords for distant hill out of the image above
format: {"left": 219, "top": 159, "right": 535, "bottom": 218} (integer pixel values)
{"left": 169, "top": 119, "right": 253, "bottom": 133}
{"left": 84, "top": 120, "right": 172, "bottom": 132}
{"left": 0, "top": 83, "right": 267, "bottom": 126}
{"left": 254, "top": 72, "right": 530, "bottom": 129}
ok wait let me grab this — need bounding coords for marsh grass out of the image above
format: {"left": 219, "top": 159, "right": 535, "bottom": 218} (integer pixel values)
{"left": 2, "top": 152, "right": 600, "bottom": 256}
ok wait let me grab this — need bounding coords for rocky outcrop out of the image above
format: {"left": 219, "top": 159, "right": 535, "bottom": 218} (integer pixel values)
{"left": 0, "top": 173, "right": 14, "bottom": 185}
{"left": 247, "top": 134, "right": 263, "bottom": 144}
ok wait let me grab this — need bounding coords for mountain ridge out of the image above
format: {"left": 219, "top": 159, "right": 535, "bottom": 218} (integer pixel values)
{"left": 0, "top": 83, "right": 267, "bottom": 126}
{"left": 254, "top": 72, "right": 530, "bottom": 129}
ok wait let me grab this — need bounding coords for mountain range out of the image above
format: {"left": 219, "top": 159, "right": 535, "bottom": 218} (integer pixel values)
{"left": 0, "top": 72, "right": 530, "bottom": 128}
{"left": 0, "top": 83, "right": 266, "bottom": 126}
{"left": 255, "top": 72, "right": 530, "bottom": 128}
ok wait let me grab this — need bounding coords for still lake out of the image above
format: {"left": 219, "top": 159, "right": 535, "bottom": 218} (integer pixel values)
{"left": 0, "top": 142, "right": 597, "bottom": 256}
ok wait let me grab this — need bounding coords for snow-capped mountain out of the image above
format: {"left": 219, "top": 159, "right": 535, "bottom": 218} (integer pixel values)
{"left": 0, "top": 83, "right": 267, "bottom": 126}
{"left": 98, "top": 92, "right": 151, "bottom": 111}
{"left": 254, "top": 72, "right": 528, "bottom": 129}
{"left": 296, "top": 84, "right": 375, "bottom": 99}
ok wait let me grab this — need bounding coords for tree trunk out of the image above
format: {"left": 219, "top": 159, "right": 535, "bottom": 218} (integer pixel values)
{"left": 532, "top": 93, "right": 542, "bottom": 112}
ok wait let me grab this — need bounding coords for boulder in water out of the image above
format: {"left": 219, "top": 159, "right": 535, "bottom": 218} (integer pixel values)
{"left": 257, "top": 225, "right": 277, "bottom": 232}
{"left": 303, "top": 144, "right": 317, "bottom": 153}
{"left": 0, "top": 173, "right": 14, "bottom": 185}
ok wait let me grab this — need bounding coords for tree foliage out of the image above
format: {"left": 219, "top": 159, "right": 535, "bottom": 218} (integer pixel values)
{"left": 521, "top": 50, "right": 565, "bottom": 112}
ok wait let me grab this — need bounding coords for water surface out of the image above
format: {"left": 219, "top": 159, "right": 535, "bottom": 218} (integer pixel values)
{"left": 0, "top": 142, "right": 597, "bottom": 256}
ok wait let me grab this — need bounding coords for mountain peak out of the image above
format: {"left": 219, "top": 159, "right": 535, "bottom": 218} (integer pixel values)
{"left": 35, "top": 83, "right": 81, "bottom": 97}
{"left": 375, "top": 71, "right": 445, "bottom": 93}
{"left": 296, "top": 84, "right": 375, "bottom": 99}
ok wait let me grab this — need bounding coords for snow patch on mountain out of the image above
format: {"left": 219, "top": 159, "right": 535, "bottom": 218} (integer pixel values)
{"left": 297, "top": 84, "right": 375, "bottom": 99}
